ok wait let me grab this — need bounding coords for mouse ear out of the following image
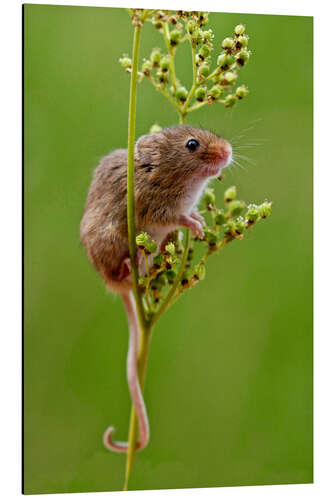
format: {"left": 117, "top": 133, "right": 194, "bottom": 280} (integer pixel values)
{"left": 135, "top": 133, "right": 163, "bottom": 165}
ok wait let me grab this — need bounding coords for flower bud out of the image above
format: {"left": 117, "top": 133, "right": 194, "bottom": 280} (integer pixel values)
{"left": 153, "top": 19, "right": 163, "bottom": 30}
{"left": 236, "top": 49, "right": 250, "bottom": 66}
{"left": 203, "top": 187, "right": 215, "bottom": 206}
{"left": 235, "top": 216, "right": 246, "bottom": 234}
{"left": 204, "top": 229, "right": 218, "bottom": 246}
{"left": 221, "top": 37, "right": 234, "bottom": 50}
{"left": 223, "top": 71, "right": 237, "bottom": 85}
{"left": 258, "top": 201, "right": 272, "bottom": 218}
{"left": 208, "top": 85, "right": 223, "bottom": 100}
{"left": 160, "top": 56, "right": 170, "bottom": 72}
{"left": 199, "top": 63, "right": 210, "bottom": 77}
{"left": 151, "top": 48, "right": 161, "bottom": 67}
{"left": 236, "top": 85, "right": 248, "bottom": 99}
{"left": 136, "top": 232, "right": 149, "bottom": 247}
{"left": 165, "top": 242, "right": 176, "bottom": 255}
{"left": 202, "top": 29, "right": 213, "bottom": 42}
{"left": 228, "top": 199, "right": 245, "bottom": 216}
{"left": 165, "top": 269, "right": 177, "bottom": 284}
{"left": 119, "top": 56, "right": 132, "bottom": 70}
{"left": 153, "top": 254, "right": 163, "bottom": 268}
{"left": 224, "top": 219, "right": 236, "bottom": 236}
{"left": 235, "top": 35, "right": 249, "bottom": 49}
{"left": 170, "top": 30, "right": 181, "bottom": 46}
{"left": 215, "top": 210, "right": 227, "bottom": 225}
{"left": 145, "top": 240, "right": 158, "bottom": 254}
{"left": 187, "top": 20, "right": 196, "bottom": 35}
{"left": 199, "top": 44, "right": 211, "bottom": 59}
{"left": 195, "top": 86, "right": 207, "bottom": 102}
{"left": 198, "top": 12, "right": 209, "bottom": 26}
{"left": 181, "top": 270, "right": 190, "bottom": 286}
{"left": 217, "top": 53, "right": 233, "bottom": 70}
{"left": 141, "top": 59, "right": 152, "bottom": 76}
{"left": 175, "top": 86, "right": 188, "bottom": 102}
{"left": 224, "top": 94, "right": 237, "bottom": 108}
{"left": 245, "top": 204, "right": 259, "bottom": 222}
{"left": 157, "top": 71, "right": 168, "bottom": 83}
{"left": 224, "top": 185, "right": 237, "bottom": 203}
{"left": 149, "top": 123, "right": 162, "bottom": 134}
{"left": 193, "top": 263, "right": 206, "bottom": 280}
{"left": 235, "top": 24, "right": 246, "bottom": 36}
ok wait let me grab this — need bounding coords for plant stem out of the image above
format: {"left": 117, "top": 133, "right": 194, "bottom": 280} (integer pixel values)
{"left": 126, "top": 23, "right": 146, "bottom": 331}
{"left": 124, "top": 19, "right": 151, "bottom": 491}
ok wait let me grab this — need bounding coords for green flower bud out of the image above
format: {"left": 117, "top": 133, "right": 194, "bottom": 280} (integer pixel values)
{"left": 187, "top": 20, "right": 196, "bottom": 35}
{"left": 258, "top": 201, "right": 272, "bottom": 218}
{"left": 153, "top": 254, "right": 163, "bottom": 268}
{"left": 198, "top": 12, "right": 209, "bottom": 26}
{"left": 235, "top": 24, "right": 246, "bottom": 36}
{"left": 145, "top": 240, "right": 158, "bottom": 254}
{"left": 181, "top": 270, "right": 191, "bottom": 286}
{"left": 165, "top": 269, "right": 177, "bottom": 284}
{"left": 236, "top": 49, "right": 250, "bottom": 66}
{"left": 223, "top": 71, "right": 237, "bottom": 85}
{"left": 245, "top": 204, "right": 259, "bottom": 222}
{"left": 235, "top": 35, "right": 249, "bottom": 49}
{"left": 228, "top": 200, "right": 245, "bottom": 216}
{"left": 195, "top": 86, "right": 207, "bottom": 102}
{"left": 224, "top": 185, "right": 237, "bottom": 203}
{"left": 141, "top": 59, "right": 152, "bottom": 76}
{"left": 160, "top": 56, "right": 170, "bottom": 72}
{"left": 136, "top": 232, "right": 149, "bottom": 247}
{"left": 175, "top": 86, "right": 188, "bottom": 102}
{"left": 153, "top": 19, "right": 163, "bottom": 30}
{"left": 217, "top": 53, "right": 233, "bottom": 69}
{"left": 151, "top": 48, "right": 161, "bottom": 67}
{"left": 204, "top": 229, "right": 218, "bottom": 246}
{"left": 157, "top": 71, "right": 168, "bottom": 84}
{"left": 203, "top": 187, "right": 215, "bottom": 206}
{"left": 224, "top": 219, "right": 236, "bottom": 236}
{"left": 199, "top": 44, "right": 211, "bottom": 59}
{"left": 199, "top": 63, "right": 210, "bottom": 77}
{"left": 165, "top": 242, "right": 176, "bottom": 255}
{"left": 119, "top": 56, "right": 132, "bottom": 70}
{"left": 215, "top": 210, "right": 227, "bottom": 225}
{"left": 209, "top": 85, "right": 222, "bottom": 99}
{"left": 193, "top": 263, "right": 206, "bottom": 280}
{"left": 236, "top": 85, "right": 248, "bottom": 99}
{"left": 138, "top": 276, "right": 147, "bottom": 289}
{"left": 170, "top": 30, "right": 181, "bottom": 46}
{"left": 224, "top": 94, "right": 237, "bottom": 108}
{"left": 221, "top": 37, "right": 234, "bottom": 50}
{"left": 234, "top": 216, "right": 246, "bottom": 234}
{"left": 202, "top": 29, "right": 213, "bottom": 42}
{"left": 149, "top": 123, "right": 162, "bottom": 134}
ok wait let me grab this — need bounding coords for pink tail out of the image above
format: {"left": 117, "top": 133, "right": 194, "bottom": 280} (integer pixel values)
{"left": 103, "top": 291, "right": 150, "bottom": 453}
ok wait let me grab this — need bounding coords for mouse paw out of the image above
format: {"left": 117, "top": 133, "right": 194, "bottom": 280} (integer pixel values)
{"left": 178, "top": 215, "right": 205, "bottom": 240}
{"left": 190, "top": 211, "right": 206, "bottom": 227}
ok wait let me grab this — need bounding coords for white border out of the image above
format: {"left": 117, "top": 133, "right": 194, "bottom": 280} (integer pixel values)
{"left": 1, "top": 1, "right": 332, "bottom": 499}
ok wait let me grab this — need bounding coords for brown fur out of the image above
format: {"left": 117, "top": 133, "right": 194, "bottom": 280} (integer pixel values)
{"left": 80, "top": 125, "right": 231, "bottom": 289}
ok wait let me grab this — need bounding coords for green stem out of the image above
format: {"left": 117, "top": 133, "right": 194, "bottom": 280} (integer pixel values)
{"left": 124, "top": 19, "right": 152, "bottom": 491}
{"left": 162, "top": 22, "right": 177, "bottom": 93}
{"left": 127, "top": 23, "right": 146, "bottom": 328}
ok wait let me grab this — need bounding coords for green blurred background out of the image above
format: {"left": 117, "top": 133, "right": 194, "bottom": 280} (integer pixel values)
{"left": 24, "top": 4, "right": 313, "bottom": 495}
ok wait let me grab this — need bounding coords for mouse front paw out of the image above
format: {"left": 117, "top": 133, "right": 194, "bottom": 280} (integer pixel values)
{"left": 190, "top": 210, "right": 206, "bottom": 227}
{"left": 178, "top": 214, "right": 205, "bottom": 240}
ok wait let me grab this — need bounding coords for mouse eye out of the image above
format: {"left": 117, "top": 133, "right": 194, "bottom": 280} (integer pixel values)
{"left": 186, "top": 139, "right": 200, "bottom": 152}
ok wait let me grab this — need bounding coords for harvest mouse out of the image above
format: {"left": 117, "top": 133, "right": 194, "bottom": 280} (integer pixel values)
{"left": 80, "top": 125, "right": 232, "bottom": 452}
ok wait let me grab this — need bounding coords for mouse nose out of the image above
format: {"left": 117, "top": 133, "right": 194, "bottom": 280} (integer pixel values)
{"left": 218, "top": 141, "right": 232, "bottom": 166}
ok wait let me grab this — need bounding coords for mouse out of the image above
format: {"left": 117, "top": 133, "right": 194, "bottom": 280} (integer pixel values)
{"left": 80, "top": 125, "right": 232, "bottom": 453}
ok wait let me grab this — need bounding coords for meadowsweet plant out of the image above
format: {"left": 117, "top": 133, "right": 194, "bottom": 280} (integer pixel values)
{"left": 115, "top": 8, "right": 271, "bottom": 490}
{"left": 119, "top": 10, "right": 251, "bottom": 124}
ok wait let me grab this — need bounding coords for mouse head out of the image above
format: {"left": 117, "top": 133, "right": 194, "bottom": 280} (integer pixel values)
{"left": 135, "top": 125, "right": 232, "bottom": 182}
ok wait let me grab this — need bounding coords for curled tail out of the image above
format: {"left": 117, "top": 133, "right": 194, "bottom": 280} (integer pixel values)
{"left": 103, "top": 291, "right": 150, "bottom": 453}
